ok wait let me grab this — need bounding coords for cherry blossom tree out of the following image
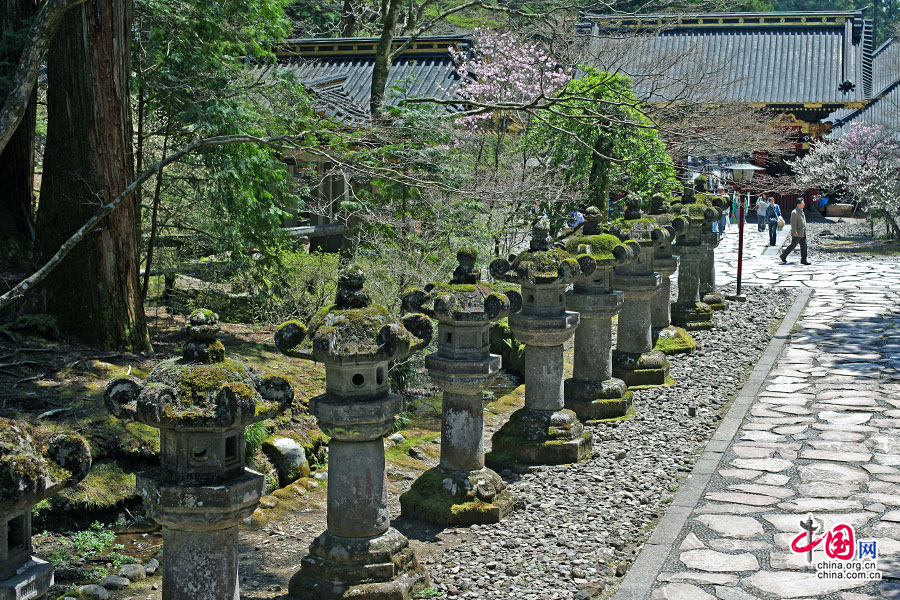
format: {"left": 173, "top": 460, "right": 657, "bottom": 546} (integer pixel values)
{"left": 791, "top": 122, "right": 900, "bottom": 238}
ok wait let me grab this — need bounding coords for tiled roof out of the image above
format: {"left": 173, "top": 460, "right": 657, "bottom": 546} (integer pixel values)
{"left": 273, "top": 36, "right": 469, "bottom": 122}
{"left": 829, "top": 36, "right": 900, "bottom": 137}
{"left": 580, "top": 11, "right": 874, "bottom": 108}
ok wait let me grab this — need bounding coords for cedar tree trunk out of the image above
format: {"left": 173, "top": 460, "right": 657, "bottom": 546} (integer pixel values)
{"left": 369, "top": 0, "right": 402, "bottom": 118}
{"left": 35, "top": 0, "right": 150, "bottom": 351}
{"left": 0, "top": 0, "right": 38, "bottom": 264}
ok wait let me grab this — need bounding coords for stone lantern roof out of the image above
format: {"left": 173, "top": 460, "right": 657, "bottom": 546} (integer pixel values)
{"left": 0, "top": 418, "right": 91, "bottom": 513}
{"left": 275, "top": 264, "right": 433, "bottom": 363}
{"left": 402, "top": 248, "right": 517, "bottom": 323}
{"left": 490, "top": 218, "right": 597, "bottom": 285}
{"left": 104, "top": 309, "right": 293, "bottom": 429}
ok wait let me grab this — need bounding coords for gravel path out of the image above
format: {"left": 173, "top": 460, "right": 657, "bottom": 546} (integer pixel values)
{"left": 421, "top": 285, "right": 796, "bottom": 600}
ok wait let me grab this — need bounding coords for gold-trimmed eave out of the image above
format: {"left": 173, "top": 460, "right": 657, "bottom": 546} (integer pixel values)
{"left": 276, "top": 39, "right": 469, "bottom": 59}
{"left": 587, "top": 13, "right": 853, "bottom": 30}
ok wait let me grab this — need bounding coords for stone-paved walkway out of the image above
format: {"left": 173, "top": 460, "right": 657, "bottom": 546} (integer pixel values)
{"left": 615, "top": 223, "right": 900, "bottom": 599}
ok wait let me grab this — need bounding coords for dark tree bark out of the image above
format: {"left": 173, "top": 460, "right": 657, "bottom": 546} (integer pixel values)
{"left": 369, "top": 0, "right": 402, "bottom": 118}
{"left": 588, "top": 129, "right": 614, "bottom": 211}
{"left": 340, "top": 0, "right": 355, "bottom": 37}
{"left": 35, "top": 0, "right": 150, "bottom": 351}
{"left": 0, "top": 0, "right": 39, "bottom": 263}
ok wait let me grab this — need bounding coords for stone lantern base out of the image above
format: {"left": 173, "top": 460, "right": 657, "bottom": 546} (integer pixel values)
{"left": 564, "top": 378, "right": 633, "bottom": 420}
{"left": 671, "top": 301, "right": 716, "bottom": 330}
{"left": 487, "top": 408, "right": 592, "bottom": 469}
{"left": 702, "top": 291, "right": 729, "bottom": 311}
{"left": 652, "top": 325, "right": 697, "bottom": 356}
{"left": 611, "top": 350, "right": 669, "bottom": 387}
{"left": 0, "top": 558, "right": 52, "bottom": 600}
{"left": 400, "top": 467, "right": 515, "bottom": 525}
{"left": 288, "top": 528, "right": 426, "bottom": 600}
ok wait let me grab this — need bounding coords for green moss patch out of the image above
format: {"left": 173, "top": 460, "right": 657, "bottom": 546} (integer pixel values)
{"left": 653, "top": 327, "right": 698, "bottom": 355}
{"left": 46, "top": 462, "right": 137, "bottom": 514}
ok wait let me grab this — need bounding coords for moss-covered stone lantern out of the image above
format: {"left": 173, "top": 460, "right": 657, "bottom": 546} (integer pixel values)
{"left": 487, "top": 218, "right": 594, "bottom": 468}
{"left": 669, "top": 186, "right": 721, "bottom": 330}
{"left": 608, "top": 196, "right": 671, "bottom": 387}
{"left": 104, "top": 309, "right": 293, "bottom": 600}
{"left": 562, "top": 207, "right": 638, "bottom": 419}
{"left": 274, "top": 265, "right": 433, "bottom": 599}
{"left": 698, "top": 192, "right": 730, "bottom": 311}
{"left": 399, "top": 248, "right": 519, "bottom": 525}
{"left": 0, "top": 419, "right": 90, "bottom": 600}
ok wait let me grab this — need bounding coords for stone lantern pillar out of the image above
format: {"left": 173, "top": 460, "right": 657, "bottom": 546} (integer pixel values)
{"left": 105, "top": 309, "right": 294, "bottom": 600}
{"left": 399, "top": 248, "right": 519, "bottom": 525}
{"left": 487, "top": 219, "right": 594, "bottom": 468}
{"left": 670, "top": 188, "right": 720, "bottom": 330}
{"left": 699, "top": 194, "right": 729, "bottom": 311}
{"left": 610, "top": 196, "right": 670, "bottom": 387}
{"left": 0, "top": 419, "right": 90, "bottom": 600}
{"left": 562, "top": 208, "right": 637, "bottom": 419}
{"left": 274, "top": 266, "right": 433, "bottom": 599}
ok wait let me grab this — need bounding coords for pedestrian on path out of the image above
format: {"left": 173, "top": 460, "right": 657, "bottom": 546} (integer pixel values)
{"left": 780, "top": 197, "right": 811, "bottom": 265}
{"left": 765, "top": 197, "right": 781, "bottom": 246}
{"left": 755, "top": 195, "right": 766, "bottom": 232}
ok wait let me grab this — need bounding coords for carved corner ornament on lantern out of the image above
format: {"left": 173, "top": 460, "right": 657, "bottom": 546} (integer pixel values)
{"left": 273, "top": 265, "right": 433, "bottom": 600}
{"left": 398, "top": 247, "right": 520, "bottom": 526}
{"left": 606, "top": 196, "right": 671, "bottom": 388}
{"left": 648, "top": 197, "right": 698, "bottom": 356}
{"left": 669, "top": 187, "right": 723, "bottom": 330}
{"left": 0, "top": 419, "right": 90, "bottom": 600}
{"left": 104, "top": 308, "right": 293, "bottom": 600}
{"left": 562, "top": 207, "right": 638, "bottom": 420}
{"left": 485, "top": 218, "right": 594, "bottom": 469}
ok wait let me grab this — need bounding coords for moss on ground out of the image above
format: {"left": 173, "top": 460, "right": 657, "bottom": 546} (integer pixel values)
{"left": 46, "top": 462, "right": 137, "bottom": 514}
{"left": 653, "top": 327, "right": 697, "bottom": 355}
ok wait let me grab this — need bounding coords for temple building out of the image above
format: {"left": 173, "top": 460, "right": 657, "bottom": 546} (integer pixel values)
{"left": 830, "top": 35, "right": 900, "bottom": 136}
{"left": 579, "top": 10, "right": 885, "bottom": 210}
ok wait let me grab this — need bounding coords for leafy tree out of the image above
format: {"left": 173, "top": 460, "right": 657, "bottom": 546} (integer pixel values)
{"left": 523, "top": 67, "right": 677, "bottom": 217}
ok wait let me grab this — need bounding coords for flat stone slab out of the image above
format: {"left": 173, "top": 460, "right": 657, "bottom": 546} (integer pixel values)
{"left": 651, "top": 582, "right": 716, "bottom": 600}
{"left": 731, "top": 458, "right": 794, "bottom": 472}
{"left": 797, "top": 463, "right": 870, "bottom": 484}
{"left": 680, "top": 549, "right": 760, "bottom": 572}
{"left": 742, "top": 571, "right": 868, "bottom": 598}
{"left": 705, "top": 492, "right": 780, "bottom": 507}
{"left": 798, "top": 449, "right": 872, "bottom": 462}
{"left": 719, "top": 469, "right": 764, "bottom": 480}
{"left": 727, "top": 484, "right": 795, "bottom": 499}
{"left": 707, "top": 539, "right": 771, "bottom": 552}
{"left": 679, "top": 532, "right": 705, "bottom": 550}
{"left": 695, "top": 515, "right": 763, "bottom": 538}
{"left": 760, "top": 512, "right": 876, "bottom": 532}
{"left": 778, "top": 498, "right": 864, "bottom": 512}
{"left": 658, "top": 572, "right": 739, "bottom": 585}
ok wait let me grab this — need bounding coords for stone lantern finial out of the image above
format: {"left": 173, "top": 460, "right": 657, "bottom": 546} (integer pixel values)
{"left": 399, "top": 249, "right": 517, "bottom": 526}
{"left": 274, "top": 265, "right": 433, "bottom": 599}
{"left": 104, "top": 308, "right": 293, "bottom": 600}
{"left": 529, "top": 217, "right": 552, "bottom": 251}
{"left": 1, "top": 418, "right": 91, "bottom": 599}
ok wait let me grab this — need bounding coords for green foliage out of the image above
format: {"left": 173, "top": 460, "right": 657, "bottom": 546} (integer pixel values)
{"left": 522, "top": 67, "right": 677, "bottom": 215}
{"left": 71, "top": 522, "right": 116, "bottom": 558}
{"left": 245, "top": 421, "right": 270, "bottom": 457}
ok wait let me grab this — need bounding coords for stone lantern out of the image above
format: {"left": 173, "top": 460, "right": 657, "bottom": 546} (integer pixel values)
{"left": 274, "top": 265, "right": 433, "bottom": 599}
{"left": 399, "top": 248, "right": 519, "bottom": 525}
{"left": 699, "top": 194, "right": 729, "bottom": 311}
{"left": 0, "top": 419, "right": 90, "bottom": 600}
{"left": 487, "top": 218, "right": 594, "bottom": 467}
{"left": 609, "top": 195, "right": 671, "bottom": 387}
{"left": 562, "top": 207, "right": 638, "bottom": 419}
{"left": 105, "top": 309, "right": 293, "bottom": 600}
{"left": 670, "top": 186, "right": 720, "bottom": 330}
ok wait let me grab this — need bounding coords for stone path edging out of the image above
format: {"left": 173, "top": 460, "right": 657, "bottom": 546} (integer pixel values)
{"left": 612, "top": 287, "right": 812, "bottom": 600}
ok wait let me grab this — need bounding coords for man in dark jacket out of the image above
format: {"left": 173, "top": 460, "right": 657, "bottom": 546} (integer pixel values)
{"left": 780, "top": 198, "right": 810, "bottom": 265}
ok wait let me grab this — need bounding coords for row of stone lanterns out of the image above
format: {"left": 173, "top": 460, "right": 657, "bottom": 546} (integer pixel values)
{"left": 0, "top": 187, "right": 731, "bottom": 600}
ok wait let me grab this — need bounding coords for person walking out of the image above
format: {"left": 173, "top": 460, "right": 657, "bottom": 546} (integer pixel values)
{"left": 780, "top": 198, "right": 810, "bottom": 265}
{"left": 765, "top": 197, "right": 781, "bottom": 246}
{"left": 755, "top": 195, "right": 766, "bottom": 232}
